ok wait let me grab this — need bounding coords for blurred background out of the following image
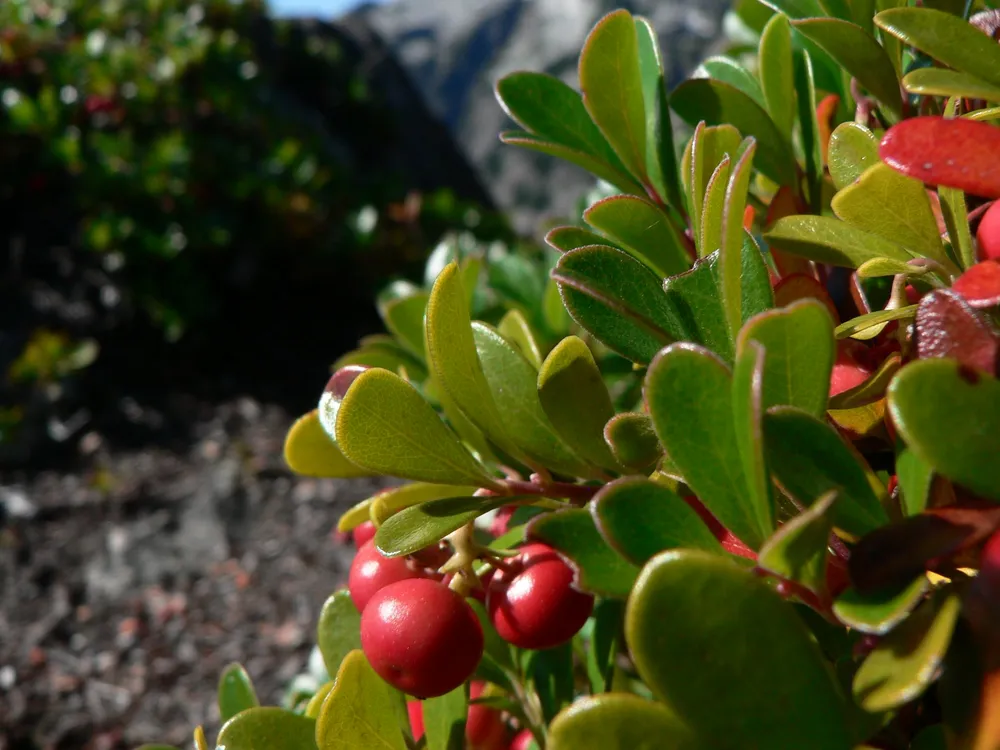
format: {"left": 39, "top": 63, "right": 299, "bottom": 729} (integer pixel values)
{"left": 0, "top": 1, "right": 729, "bottom": 747}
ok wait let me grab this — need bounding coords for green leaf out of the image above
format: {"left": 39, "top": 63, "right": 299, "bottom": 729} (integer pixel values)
{"left": 548, "top": 694, "right": 702, "bottom": 750}
{"left": 335, "top": 336, "right": 428, "bottom": 381}
{"left": 683, "top": 123, "right": 743, "bottom": 252}
{"left": 217, "top": 708, "right": 317, "bottom": 750}
{"left": 827, "top": 122, "right": 880, "bottom": 191}
{"left": 834, "top": 306, "right": 917, "bottom": 339}
{"left": 939, "top": 185, "right": 975, "bottom": 272}
{"left": 875, "top": 8, "right": 1000, "bottom": 90}
{"left": 855, "top": 257, "right": 924, "bottom": 278}
{"left": 603, "top": 412, "right": 663, "bottom": 472}
{"left": 731, "top": 341, "right": 775, "bottom": 544}
{"left": 527, "top": 642, "right": 576, "bottom": 722}
{"left": 579, "top": 9, "right": 648, "bottom": 182}
{"left": 833, "top": 575, "right": 930, "bottom": 634}
{"left": 426, "top": 263, "right": 529, "bottom": 467}
{"left": 853, "top": 586, "right": 962, "bottom": 712}
{"left": 887, "top": 359, "right": 1000, "bottom": 502}
{"left": 584, "top": 196, "right": 690, "bottom": 277}
{"left": 764, "top": 215, "right": 915, "bottom": 268}
{"left": 284, "top": 411, "right": 374, "bottom": 479}
{"left": 317, "top": 650, "right": 408, "bottom": 750}
{"left": 756, "top": 0, "right": 826, "bottom": 19}
{"left": 585, "top": 599, "right": 625, "bottom": 694}
{"left": 500, "top": 132, "right": 646, "bottom": 197}
{"left": 335, "top": 369, "right": 497, "bottom": 487}
{"left": 545, "top": 226, "right": 621, "bottom": 254}
{"left": 671, "top": 78, "right": 798, "bottom": 187}
{"left": 626, "top": 550, "right": 853, "bottom": 750}
{"left": 896, "top": 447, "right": 933, "bottom": 516}
{"left": 381, "top": 293, "right": 429, "bottom": 359}
{"left": 317, "top": 590, "right": 362, "bottom": 679}
{"left": 422, "top": 686, "right": 467, "bottom": 750}
{"left": 473, "top": 324, "right": 597, "bottom": 477}
{"left": 369, "top": 483, "right": 481, "bottom": 527}
{"left": 375, "top": 495, "right": 513, "bottom": 557}
{"left": 700, "top": 156, "right": 732, "bottom": 260}
{"left": 498, "top": 310, "right": 543, "bottom": 369}
{"left": 646, "top": 344, "right": 771, "bottom": 550}
{"left": 528, "top": 508, "right": 640, "bottom": 598}
{"left": 828, "top": 353, "right": 901, "bottom": 410}
{"left": 219, "top": 663, "right": 259, "bottom": 722}
{"left": 593, "top": 477, "right": 723, "bottom": 566}
{"left": 552, "top": 246, "right": 677, "bottom": 364}
{"left": 758, "top": 491, "right": 837, "bottom": 597}
{"left": 763, "top": 407, "right": 890, "bottom": 538}
{"left": 831, "top": 163, "right": 952, "bottom": 269}
{"left": 694, "top": 57, "right": 766, "bottom": 108}
{"left": 794, "top": 50, "right": 823, "bottom": 213}
{"left": 721, "top": 142, "right": 757, "bottom": 340}
{"left": 792, "top": 19, "right": 903, "bottom": 121}
{"left": 537, "top": 336, "right": 621, "bottom": 473}
{"left": 903, "top": 68, "right": 1000, "bottom": 103}
{"left": 759, "top": 14, "right": 796, "bottom": 142}
{"left": 496, "top": 72, "right": 626, "bottom": 169}
{"left": 736, "top": 299, "right": 835, "bottom": 418}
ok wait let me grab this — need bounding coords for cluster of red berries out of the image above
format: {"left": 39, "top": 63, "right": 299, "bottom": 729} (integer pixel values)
{"left": 339, "top": 509, "right": 595, "bottom": 746}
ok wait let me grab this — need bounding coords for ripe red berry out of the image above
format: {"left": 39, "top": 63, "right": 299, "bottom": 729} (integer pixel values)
{"left": 509, "top": 729, "right": 536, "bottom": 750}
{"left": 351, "top": 520, "right": 376, "bottom": 548}
{"left": 977, "top": 200, "right": 1000, "bottom": 261}
{"left": 361, "top": 578, "right": 484, "bottom": 698}
{"left": 407, "top": 701, "right": 424, "bottom": 742}
{"left": 486, "top": 543, "right": 594, "bottom": 650}
{"left": 348, "top": 539, "right": 427, "bottom": 613}
{"left": 490, "top": 505, "right": 517, "bottom": 538}
{"left": 466, "top": 681, "right": 509, "bottom": 750}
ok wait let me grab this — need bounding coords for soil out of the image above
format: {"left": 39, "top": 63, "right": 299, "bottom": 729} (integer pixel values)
{"left": 0, "top": 394, "right": 396, "bottom": 749}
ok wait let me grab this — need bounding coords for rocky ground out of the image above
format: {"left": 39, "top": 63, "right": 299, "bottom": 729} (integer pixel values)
{"left": 0, "top": 396, "right": 394, "bottom": 749}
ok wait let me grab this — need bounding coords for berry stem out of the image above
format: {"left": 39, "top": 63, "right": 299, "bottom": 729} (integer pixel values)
{"left": 502, "top": 478, "right": 600, "bottom": 504}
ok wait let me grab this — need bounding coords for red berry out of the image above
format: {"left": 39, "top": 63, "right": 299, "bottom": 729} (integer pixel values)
{"left": 830, "top": 340, "right": 872, "bottom": 397}
{"left": 361, "top": 578, "right": 484, "bottom": 698}
{"left": 486, "top": 543, "right": 594, "bottom": 650}
{"left": 351, "top": 520, "right": 376, "bottom": 548}
{"left": 510, "top": 729, "right": 536, "bottom": 750}
{"left": 977, "top": 200, "right": 1000, "bottom": 261}
{"left": 490, "top": 505, "right": 518, "bottom": 538}
{"left": 348, "top": 539, "right": 427, "bottom": 613}
{"left": 407, "top": 701, "right": 424, "bottom": 741}
{"left": 466, "top": 681, "right": 509, "bottom": 749}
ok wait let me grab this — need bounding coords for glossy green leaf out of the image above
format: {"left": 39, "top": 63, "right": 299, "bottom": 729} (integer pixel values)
{"left": 756, "top": 0, "right": 826, "bottom": 19}
{"left": 537, "top": 336, "right": 621, "bottom": 473}
{"left": 496, "top": 71, "right": 626, "bottom": 169}
{"left": 763, "top": 406, "right": 890, "bottom": 538}
{"left": 758, "top": 491, "right": 837, "bottom": 597}
{"left": 626, "top": 550, "right": 853, "bottom": 750}
{"left": 317, "top": 650, "right": 408, "bottom": 750}
{"left": 584, "top": 196, "right": 690, "bottom": 277}
{"left": 671, "top": 78, "right": 798, "bottom": 187}
{"left": 497, "top": 310, "right": 543, "bottom": 369}
{"left": 545, "top": 226, "right": 621, "bottom": 254}
{"left": 794, "top": 50, "right": 824, "bottom": 212}
{"left": 528, "top": 641, "right": 576, "bottom": 722}
{"left": 335, "top": 368, "right": 497, "bottom": 487}
{"left": 381, "top": 293, "right": 429, "bottom": 359}
{"left": 596, "top": 477, "right": 724, "bottom": 567}
{"left": 888, "top": 358, "right": 1000, "bottom": 502}
{"left": 764, "top": 215, "right": 915, "bottom": 268}
{"left": 853, "top": 586, "right": 962, "bottom": 712}
{"left": 473, "top": 324, "right": 596, "bottom": 477}
{"left": 855, "top": 257, "right": 924, "bottom": 278}
{"left": 828, "top": 352, "right": 901, "bottom": 410}
{"left": 284, "top": 411, "right": 374, "bottom": 479}
{"left": 579, "top": 10, "right": 648, "bottom": 181}
{"left": 793, "top": 19, "right": 903, "bottom": 121}
{"left": 528, "top": 508, "right": 640, "bottom": 598}
{"left": 334, "top": 337, "right": 429, "bottom": 382}
{"left": 422, "top": 685, "right": 467, "bottom": 750}
{"left": 759, "top": 14, "right": 796, "bottom": 141}
{"left": 939, "top": 185, "right": 975, "bottom": 272}
{"left": 731, "top": 341, "right": 774, "bottom": 543}
{"left": 369, "top": 483, "right": 481, "bottom": 527}
{"left": 646, "top": 344, "right": 770, "bottom": 550}
{"left": 896, "top": 447, "right": 933, "bottom": 516}
{"left": 683, "top": 123, "right": 743, "bottom": 252}
{"left": 699, "top": 156, "right": 732, "bottom": 260}
{"left": 875, "top": 8, "right": 1000, "bottom": 89}
{"left": 219, "top": 663, "right": 259, "bottom": 722}
{"left": 721, "top": 142, "right": 757, "bottom": 340}
{"left": 375, "top": 495, "right": 514, "bottom": 557}
{"left": 833, "top": 575, "right": 929, "bottom": 634}
{"left": 467, "top": 598, "right": 515, "bottom": 675}
{"left": 603, "top": 412, "right": 663, "bottom": 472}
{"left": 832, "top": 163, "right": 951, "bottom": 268}
{"left": 834, "top": 305, "right": 917, "bottom": 339}
{"left": 316, "top": 590, "right": 362, "bottom": 679}
{"left": 903, "top": 69, "right": 1000, "bottom": 103}
{"left": 552, "top": 246, "right": 678, "bottom": 364}
{"left": 827, "top": 122, "right": 880, "bottom": 191}
{"left": 217, "top": 708, "right": 317, "bottom": 750}
{"left": 585, "top": 599, "right": 625, "bottom": 694}
{"left": 548, "top": 694, "right": 702, "bottom": 750}
{"left": 500, "top": 132, "right": 646, "bottom": 197}
{"left": 737, "top": 299, "right": 835, "bottom": 418}
{"left": 694, "top": 57, "right": 766, "bottom": 108}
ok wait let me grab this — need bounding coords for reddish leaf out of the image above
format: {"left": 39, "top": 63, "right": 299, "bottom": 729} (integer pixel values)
{"left": 880, "top": 117, "right": 1000, "bottom": 199}
{"left": 816, "top": 94, "right": 839, "bottom": 167}
{"left": 773, "top": 273, "right": 839, "bottom": 322}
{"left": 954, "top": 261, "right": 1000, "bottom": 308}
{"left": 915, "top": 289, "right": 1000, "bottom": 375}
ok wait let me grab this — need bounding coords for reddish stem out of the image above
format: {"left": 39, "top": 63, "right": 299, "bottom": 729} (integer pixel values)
{"left": 501, "top": 479, "right": 600, "bottom": 504}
